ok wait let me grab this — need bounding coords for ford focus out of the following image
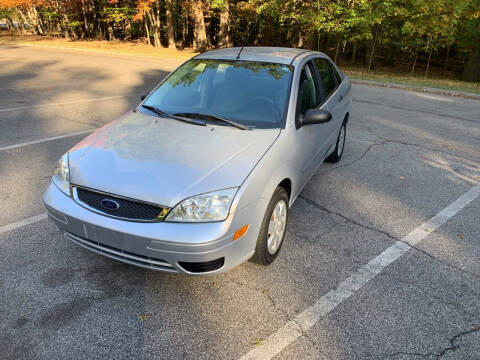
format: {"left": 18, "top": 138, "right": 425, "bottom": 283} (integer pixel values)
{"left": 43, "top": 47, "right": 352, "bottom": 275}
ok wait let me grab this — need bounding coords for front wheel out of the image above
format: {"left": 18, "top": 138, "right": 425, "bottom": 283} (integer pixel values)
{"left": 325, "top": 121, "right": 346, "bottom": 163}
{"left": 251, "top": 187, "right": 289, "bottom": 265}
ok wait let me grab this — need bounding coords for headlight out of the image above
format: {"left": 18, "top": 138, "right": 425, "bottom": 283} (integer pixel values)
{"left": 165, "top": 188, "right": 238, "bottom": 222}
{"left": 52, "top": 153, "right": 70, "bottom": 196}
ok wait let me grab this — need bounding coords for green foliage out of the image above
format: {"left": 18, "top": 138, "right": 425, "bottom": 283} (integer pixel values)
{"left": 103, "top": 7, "right": 136, "bottom": 23}
{"left": 0, "top": 0, "right": 478, "bottom": 82}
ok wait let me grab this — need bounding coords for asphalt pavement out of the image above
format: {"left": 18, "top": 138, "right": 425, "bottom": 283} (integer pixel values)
{"left": 1, "top": 43, "right": 479, "bottom": 360}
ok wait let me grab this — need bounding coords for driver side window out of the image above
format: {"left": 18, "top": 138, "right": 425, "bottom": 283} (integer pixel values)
{"left": 296, "top": 62, "right": 320, "bottom": 117}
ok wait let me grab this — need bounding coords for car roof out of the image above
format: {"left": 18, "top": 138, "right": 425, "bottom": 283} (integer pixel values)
{"left": 196, "top": 47, "right": 326, "bottom": 65}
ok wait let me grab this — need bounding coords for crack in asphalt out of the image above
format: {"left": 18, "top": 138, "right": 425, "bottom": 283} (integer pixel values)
{"left": 379, "top": 325, "right": 479, "bottom": 359}
{"left": 59, "top": 114, "right": 98, "bottom": 128}
{"left": 297, "top": 195, "right": 480, "bottom": 280}
{"left": 321, "top": 132, "right": 479, "bottom": 176}
{"left": 375, "top": 136, "right": 480, "bottom": 165}
{"left": 286, "top": 226, "right": 366, "bottom": 267}
{"left": 321, "top": 140, "right": 388, "bottom": 174}
{"left": 225, "top": 274, "right": 320, "bottom": 348}
{"left": 380, "top": 273, "right": 480, "bottom": 316}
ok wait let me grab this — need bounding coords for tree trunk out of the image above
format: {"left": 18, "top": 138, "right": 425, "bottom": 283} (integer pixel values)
{"left": 125, "top": 21, "right": 132, "bottom": 41}
{"left": 16, "top": 8, "right": 30, "bottom": 34}
{"left": 462, "top": 43, "right": 480, "bottom": 82}
{"left": 444, "top": 45, "right": 451, "bottom": 71}
{"left": 6, "top": 18, "right": 14, "bottom": 32}
{"left": 192, "top": 0, "right": 207, "bottom": 51}
{"left": 351, "top": 39, "right": 358, "bottom": 64}
{"left": 368, "top": 26, "right": 379, "bottom": 71}
{"left": 107, "top": 23, "right": 115, "bottom": 40}
{"left": 81, "top": 0, "right": 89, "bottom": 37}
{"left": 63, "top": 14, "right": 70, "bottom": 39}
{"left": 297, "top": 31, "right": 304, "bottom": 48}
{"left": 26, "top": 5, "right": 44, "bottom": 35}
{"left": 410, "top": 49, "right": 418, "bottom": 78}
{"left": 424, "top": 46, "right": 432, "bottom": 79}
{"left": 144, "top": 18, "right": 151, "bottom": 46}
{"left": 147, "top": 6, "right": 161, "bottom": 47}
{"left": 218, "top": 0, "right": 231, "bottom": 47}
{"left": 384, "top": 44, "right": 396, "bottom": 66}
{"left": 334, "top": 33, "right": 342, "bottom": 63}
{"left": 264, "top": 16, "right": 273, "bottom": 46}
{"left": 165, "top": 0, "right": 176, "bottom": 48}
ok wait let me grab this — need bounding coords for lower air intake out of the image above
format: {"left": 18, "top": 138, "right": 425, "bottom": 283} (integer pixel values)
{"left": 178, "top": 258, "right": 225, "bottom": 273}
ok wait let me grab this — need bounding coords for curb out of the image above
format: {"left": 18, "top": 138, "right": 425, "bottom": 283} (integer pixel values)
{"left": 351, "top": 79, "right": 480, "bottom": 101}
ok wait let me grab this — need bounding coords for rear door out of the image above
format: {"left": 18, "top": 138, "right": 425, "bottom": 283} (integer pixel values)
{"left": 312, "top": 58, "right": 344, "bottom": 152}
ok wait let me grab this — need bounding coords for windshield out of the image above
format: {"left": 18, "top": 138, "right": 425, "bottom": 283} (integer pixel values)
{"left": 141, "top": 59, "right": 294, "bottom": 129}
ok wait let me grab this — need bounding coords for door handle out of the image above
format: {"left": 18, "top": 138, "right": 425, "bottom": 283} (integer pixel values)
{"left": 338, "top": 95, "right": 344, "bottom": 103}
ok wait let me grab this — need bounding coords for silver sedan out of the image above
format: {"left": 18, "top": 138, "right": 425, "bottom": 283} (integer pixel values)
{"left": 43, "top": 47, "right": 352, "bottom": 275}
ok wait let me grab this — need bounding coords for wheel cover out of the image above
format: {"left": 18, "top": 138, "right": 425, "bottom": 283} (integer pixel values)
{"left": 267, "top": 199, "right": 287, "bottom": 255}
{"left": 338, "top": 125, "right": 346, "bottom": 157}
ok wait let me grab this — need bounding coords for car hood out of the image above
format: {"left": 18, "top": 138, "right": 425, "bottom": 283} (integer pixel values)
{"left": 69, "top": 112, "right": 280, "bottom": 207}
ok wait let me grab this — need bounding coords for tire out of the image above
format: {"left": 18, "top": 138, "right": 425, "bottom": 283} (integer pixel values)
{"left": 251, "top": 187, "right": 289, "bottom": 265}
{"left": 325, "top": 121, "right": 347, "bottom": 163}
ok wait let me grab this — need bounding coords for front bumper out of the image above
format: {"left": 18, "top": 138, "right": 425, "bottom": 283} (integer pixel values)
{"left": 43, "top": 182, "right": 267, "bottom": 275}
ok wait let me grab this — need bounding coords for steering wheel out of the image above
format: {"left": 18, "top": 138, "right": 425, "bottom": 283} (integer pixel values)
{"left": 244, "top": 96, "right": 281, "bottom": 119}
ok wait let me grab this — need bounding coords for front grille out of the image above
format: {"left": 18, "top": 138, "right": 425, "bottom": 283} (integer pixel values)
{"left": 179, "top": 258, "right": 225, "bottom": 273}
{"left": 74, "top": 186, "right": 167, "bottom": 221}
{"left": 65, "top": 232, "right": 176, "bottom": 272}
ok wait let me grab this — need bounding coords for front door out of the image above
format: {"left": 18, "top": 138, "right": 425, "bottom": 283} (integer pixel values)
{"left": 294, "top": 61, "right": 330, "bottom": 186}
{"left": 313, "top": 58, "right": 344, "bottom": 152}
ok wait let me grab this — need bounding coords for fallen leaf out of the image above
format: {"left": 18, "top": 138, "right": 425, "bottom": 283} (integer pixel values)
{"left": 457, "top": 234, "right": 464, "bottom": 239}
{"left": 138, "top": 314, "right": 152, "bottom": 321}
{"left": 254, "top": 338, "right": 262, "bottom": 346}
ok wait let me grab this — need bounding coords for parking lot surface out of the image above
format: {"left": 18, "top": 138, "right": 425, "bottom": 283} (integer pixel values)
{"left": 1, "top": 44, "right": 479, "bottom": 360}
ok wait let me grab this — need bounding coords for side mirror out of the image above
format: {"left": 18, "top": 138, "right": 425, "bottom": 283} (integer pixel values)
{"left": 301, "top": 109, "right": 332, "bottom": 126}
{"left": 140, "top": 93, "right": 147, "bottom": 101}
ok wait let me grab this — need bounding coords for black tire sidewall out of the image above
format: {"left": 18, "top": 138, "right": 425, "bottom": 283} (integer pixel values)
{"left": 325, "top": 122, "right": 346, "bottom": 163}
{"left": 251, "top": 187, "right": 289, "bottom": 265}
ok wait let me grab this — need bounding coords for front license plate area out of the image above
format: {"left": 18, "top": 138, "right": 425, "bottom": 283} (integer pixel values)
{"left": 83, "top": 222, "right": 127, "bottom": 250}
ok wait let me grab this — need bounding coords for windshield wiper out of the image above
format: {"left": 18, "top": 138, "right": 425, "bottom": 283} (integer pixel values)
{"left": 141, "top": 105, "right": 206, "bottom": 126}
{"left": 174, "top": 112, "right": 248, "bottom": 130}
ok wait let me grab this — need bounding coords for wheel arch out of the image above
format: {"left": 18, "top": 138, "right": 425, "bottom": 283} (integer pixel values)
{"left": 278, "top": 178, "right": 292, "bottom": 201}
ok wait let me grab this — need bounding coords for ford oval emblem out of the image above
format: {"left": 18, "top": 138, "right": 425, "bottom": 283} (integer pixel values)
{"left": 101, "top": 198, "right": 120, "bottom": 211}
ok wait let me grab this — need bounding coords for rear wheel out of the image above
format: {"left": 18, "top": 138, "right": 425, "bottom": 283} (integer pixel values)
{"left": 251, "top": 187, "right": 289, "bottom": 265}
{"left": 325, "top": 121, "right": 346, "bottom": 163}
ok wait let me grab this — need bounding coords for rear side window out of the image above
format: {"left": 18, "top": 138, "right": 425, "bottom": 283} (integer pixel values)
{"left": 297, "top": 62, "right": 320, "bottom": 116}
{"left": 314, "top": 58, "right": 337, "bottom": 98}
{"left": 331, "top": 64, "right": 342, "bottom": 84}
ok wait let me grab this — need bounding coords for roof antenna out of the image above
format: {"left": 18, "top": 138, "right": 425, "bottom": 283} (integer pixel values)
{"left": 236, "top": 19, "right": 258, "bottom": 60}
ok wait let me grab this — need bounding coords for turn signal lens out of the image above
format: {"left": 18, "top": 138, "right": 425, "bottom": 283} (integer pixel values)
{"left": 233, "top": 224, "right": 250, "bottom": 241}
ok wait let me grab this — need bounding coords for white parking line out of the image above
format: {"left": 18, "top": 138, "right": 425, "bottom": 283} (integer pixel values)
{"left": 240, "top": 184, "right": 480, "bottom": 360}
{"left": 0, "top": 129, "right": 95, "bottom": 152}
{"left": 0, "top": 213, "right": 48, "bottom": 236}
{"left": 0, "top": 95, "right": 128, "bottom": 112}
{"left": 0, "top": 82, "right": 72, "bottom": 90}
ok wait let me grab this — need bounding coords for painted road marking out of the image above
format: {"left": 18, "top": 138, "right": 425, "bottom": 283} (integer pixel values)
{"left": 0, "top": 213, "right": 48, "bottom": 236}
{"left": 0, "top": 129, "right": 95, "bottom": 152}
{"left": 240, "top": 184, "right": 480, "bottom": 360}
{"left": 0, "top": 95, "right": 128, "bottom": 112}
